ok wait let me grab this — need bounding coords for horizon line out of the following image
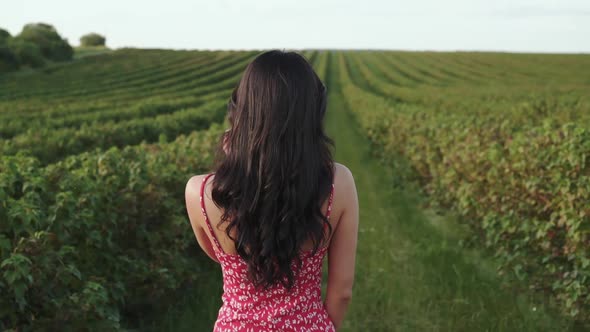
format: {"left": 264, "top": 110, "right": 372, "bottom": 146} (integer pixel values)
{"left": 100, "top": 46, "right": 590, "bottom": 55}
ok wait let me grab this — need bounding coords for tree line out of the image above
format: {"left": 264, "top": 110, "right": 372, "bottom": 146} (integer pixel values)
{"left": 0, "top": 23, "right": 106, "bottom": 73}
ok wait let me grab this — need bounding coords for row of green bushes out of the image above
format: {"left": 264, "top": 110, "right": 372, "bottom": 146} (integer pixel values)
{"left": 0, "top": 98, "right": 227, "bottom": 164}
{"left": 0, "top": 122, "right": 224, "bottom": 330}
{"left": 0, "top": 95, "right": 206, "bottom": 139}
{"left": 0, "top": 88, "right": 231, "bottom": 139}
{"left": 0, "top": 51, "right": 253, "bottom": 119}
{"left": 337, "top": 54, "right": 590, "bottom": 321}
{"left": 0, "top": 49, "right": 197, "bottom": 100}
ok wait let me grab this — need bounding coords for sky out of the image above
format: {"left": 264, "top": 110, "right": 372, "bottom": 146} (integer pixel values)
{"left": 2, "top": 0, "right": 589, "bottom": 53}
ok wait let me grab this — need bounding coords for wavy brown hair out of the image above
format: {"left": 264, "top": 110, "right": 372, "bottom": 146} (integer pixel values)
{"left": 210, "top": 50, "right": 334, "bottom": 291}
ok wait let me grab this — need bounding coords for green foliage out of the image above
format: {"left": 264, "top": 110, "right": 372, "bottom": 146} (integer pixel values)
{"left": 0, "top": 29, "right": 10, "bottom": 43}
{"left": 0, "top": 23, "right": 74, "bottom": 72}
{"left": 0, "top": 124, "right": 224, "bottom": 330}
{"left": 0, "top": 48, "right": 257, "bottom": 330}
{"left": 5, "top": 46, "right": 588, "bottom": 329}
{"left": 80, "top": 33, "right": 106, "bottom": 47}
{"left": 17, "top": 23, "right": 73, "bottom": 61}
{"left": 336, "top": 51, "right": 590, "bottom": 322}
{"left": 5, "top": 37, "right": 45, "bottom": 68}
{"left": 0, "top": 45, "right": 19, "bottom": 72}
{"left": 0, "top": 99, "right": 228, "bottom": 164}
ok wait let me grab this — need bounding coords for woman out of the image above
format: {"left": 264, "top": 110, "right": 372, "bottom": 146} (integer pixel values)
{"left": 185, "top": 50, "right": 359, "bottom": 331}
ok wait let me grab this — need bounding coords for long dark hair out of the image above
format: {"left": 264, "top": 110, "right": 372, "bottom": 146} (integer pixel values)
{"left": 210, "top": 50, "right": 334, "bottom": 291}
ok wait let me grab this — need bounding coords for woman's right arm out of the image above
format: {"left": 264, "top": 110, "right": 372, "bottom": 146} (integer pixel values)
{"left": 325, "top": 164, "right": 359, "bottom": 330}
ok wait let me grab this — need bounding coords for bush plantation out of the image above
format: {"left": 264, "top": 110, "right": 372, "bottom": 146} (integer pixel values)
{"left": 333, "top": 51, "right": 590, "bottom": 323}
{"left": 0, "top": 49, "right": 262, "bottom": 330}
{"left": 0, "top": 48, "right": 589, "bottom": 330}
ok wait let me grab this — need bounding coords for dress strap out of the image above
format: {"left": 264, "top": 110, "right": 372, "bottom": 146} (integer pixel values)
{"left": 326, "top": 182, "right": 335, "bottom": 221}
{"left": 200, "top": 173, "right": 223, "bottom": 253}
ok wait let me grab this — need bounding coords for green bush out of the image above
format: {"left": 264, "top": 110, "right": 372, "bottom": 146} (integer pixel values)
{"left": 0, "top": 23, "right": 74, "bottom": 71}
{"left": 0, "top": 28, "right": 11, "bottom": 43}
{"left": 0, "top": 45, "right": 18, "bottom": 72}
{"left": 0, "top": 124, "right": 224, "bottom": 330}
{"left": 0, "top": 29, "right": 18, "bottom": 72}
{"left": 17, "top": 23, "right": 73, "bottom": 62}
{"left": 80, "top": 33, "right": 106, "bottom": 47}
{"left": 6, "top": 38, "right": 45, "bottom": 68}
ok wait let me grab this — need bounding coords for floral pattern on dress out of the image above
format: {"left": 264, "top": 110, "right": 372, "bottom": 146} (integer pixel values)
{"left": 200, "top": 173, "right": 336, "bottom": 332}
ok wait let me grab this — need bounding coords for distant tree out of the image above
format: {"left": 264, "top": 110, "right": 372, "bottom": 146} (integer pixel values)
{"left": 6, "top": 37, "right": 45, "bottom": 68}
{"left": 80, "top": 33, "right": 106, "bottom": 47}
{"left": 0, "top": 45, "right": 19, "bottom": 72}
{"left": 17, "top": 23, "right": 73, "bottom": 61}
{"left": 0, "top": 28, "right": 11, "bottom": 43}
{"left": 0, "top": 28, "right": 18, "bottom": 72}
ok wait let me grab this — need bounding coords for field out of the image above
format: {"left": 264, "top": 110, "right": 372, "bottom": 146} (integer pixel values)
{"left": 1, "top": 49, "right": 589, "bottom": 331}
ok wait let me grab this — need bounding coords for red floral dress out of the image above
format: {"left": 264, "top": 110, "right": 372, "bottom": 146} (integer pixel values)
{"left": 200, "top": 173, "right": 336, "bottom": 332}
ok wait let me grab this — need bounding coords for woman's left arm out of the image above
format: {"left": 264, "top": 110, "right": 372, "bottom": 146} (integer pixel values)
{"left": 185, "top": 175, "right": 220, "bottom": 263}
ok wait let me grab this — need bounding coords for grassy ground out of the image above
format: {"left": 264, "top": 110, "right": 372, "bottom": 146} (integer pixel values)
{"left": 144, "top": 53, "right": 580, "bottom": 331}
{"left": 74, "top": 46, "right": 113, "bottom": 59}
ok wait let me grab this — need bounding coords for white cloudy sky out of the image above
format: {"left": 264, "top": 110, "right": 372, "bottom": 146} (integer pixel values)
{"left": 2, "top": 0, "right": 589, "bottom": 52}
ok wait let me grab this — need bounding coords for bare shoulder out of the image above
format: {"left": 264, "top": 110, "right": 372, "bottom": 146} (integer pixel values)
{"left": 185, "top": 174, "right": 208, "bottom": 197}
{"left": 333, "top": 162, "right": 356, "bottom": 192}
{"left": 331, "top": 162, "right": 358, "bottom": 224}
{"left": 184, "top": 173, "right": 212, "bottom": 226}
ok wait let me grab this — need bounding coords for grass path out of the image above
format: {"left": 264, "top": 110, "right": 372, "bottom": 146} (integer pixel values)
{"left": 146, "top": 53, "right": 577, "bottom": 332}
{"left": 322, "top": 52, "right": 575, "bottom": 332}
